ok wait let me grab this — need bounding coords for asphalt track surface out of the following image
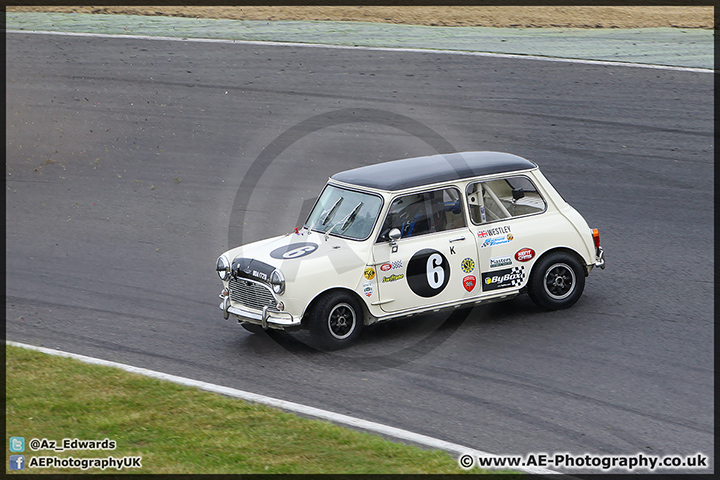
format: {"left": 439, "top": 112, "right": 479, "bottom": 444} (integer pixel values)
{"left": 5, "top": 32, "right": 714, "bottom": 473}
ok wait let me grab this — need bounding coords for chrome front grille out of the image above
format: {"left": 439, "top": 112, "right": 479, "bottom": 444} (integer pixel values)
{"left": 228, "top": 277, "right": 276, "bottom": 311}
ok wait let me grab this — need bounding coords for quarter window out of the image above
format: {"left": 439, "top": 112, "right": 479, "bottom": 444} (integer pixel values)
{"left": 378, "top": 188, "right": 465, "bottom": 241}
{"left": 467, "top": 175, "right": 546, "bottom": 224}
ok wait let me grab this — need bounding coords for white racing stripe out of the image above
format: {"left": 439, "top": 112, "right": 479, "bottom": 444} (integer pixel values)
{"left": 6, "top": 29, "right": 713, "bottom": 74}
{"left": 7, "top": 340, "right": 559, "bottom": 475}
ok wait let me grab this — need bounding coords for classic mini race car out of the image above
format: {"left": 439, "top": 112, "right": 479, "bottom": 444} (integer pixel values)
{"left": 216, "top": 151, "right": 605, "bottom": 349}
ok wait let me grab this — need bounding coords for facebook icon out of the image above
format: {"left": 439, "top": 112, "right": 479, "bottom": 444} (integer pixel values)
{"left": 10, "top": 455, "right": 25, "bottom": 470}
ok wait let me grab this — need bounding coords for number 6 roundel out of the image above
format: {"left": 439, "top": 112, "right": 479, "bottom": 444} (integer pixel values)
{"left": 407, "top": 249, "right": 450, "bottom": 297}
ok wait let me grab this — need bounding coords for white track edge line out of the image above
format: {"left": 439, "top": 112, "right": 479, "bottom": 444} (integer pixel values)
{"left": 6, "top": 29, "right": 713, "bottom": 74}
{"left": 7, "top": 340, "right": 559, "bottom": 475}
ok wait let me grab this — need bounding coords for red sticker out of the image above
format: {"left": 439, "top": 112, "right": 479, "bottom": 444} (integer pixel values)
{"left": 463, "top": 275, "right": 476, "bottom": 292}
{"left": 380, "top": 263, "right": 392, "bottom": 272}
{"left": 515, "top": 248, "right": 535, "bottom": 262}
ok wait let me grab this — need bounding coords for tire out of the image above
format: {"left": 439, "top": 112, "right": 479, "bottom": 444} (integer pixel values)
{"left": 527, "top": 252, "right": 585, "bottom": 310}
{"left": 308, "top": 291, "right": 364, "bottom": 350}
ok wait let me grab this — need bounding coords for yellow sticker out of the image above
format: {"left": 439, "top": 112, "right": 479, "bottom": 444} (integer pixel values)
{"left": 364, "top": 267, "right": 376, "bottom": 280}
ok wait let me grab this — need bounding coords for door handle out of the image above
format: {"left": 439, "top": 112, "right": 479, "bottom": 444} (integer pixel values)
{"left": 449, "top": 237, "right": 466, "bottom": 243}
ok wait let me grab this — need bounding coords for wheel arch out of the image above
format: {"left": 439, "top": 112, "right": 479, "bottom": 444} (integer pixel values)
{"left": 530, "top": 247, "right": 589, "bottom": 279}
{"left": 301, "top": 286, "right": 369, "bottom": 328}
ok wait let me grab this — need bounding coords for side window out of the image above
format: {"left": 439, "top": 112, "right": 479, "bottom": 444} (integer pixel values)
{"left": 467, "top": 175, "right": 546, "bottom": 224}
{"left": 378, "top": 188, "right": 466, "bottom": 241}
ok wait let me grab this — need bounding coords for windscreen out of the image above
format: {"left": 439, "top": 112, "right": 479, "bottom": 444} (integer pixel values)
{"left": 304, "top": 184, "right": 383, "bottom": 241}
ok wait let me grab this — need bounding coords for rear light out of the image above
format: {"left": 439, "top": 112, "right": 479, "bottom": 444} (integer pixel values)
{"left": 592, "top": 228, "right": 601, "bottom": 249}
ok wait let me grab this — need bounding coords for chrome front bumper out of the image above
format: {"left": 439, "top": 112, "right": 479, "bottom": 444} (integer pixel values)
{"left": 219, "top": 292, "right": 300, "bottom": 330}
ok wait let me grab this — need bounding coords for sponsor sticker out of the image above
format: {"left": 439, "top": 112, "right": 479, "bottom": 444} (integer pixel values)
{"left": 380, "top": 260, "right": 403, "bottom": 272}
{"left": 515, "top": 248, "right": 535, "bottom": 262}
{"left": 478, "top": 225, "right": 511, "bottom": 238}
{"left": 363, "top": 267, "right": 376, "bottom": 280}
{"left": 382, "top": 274, "right": 404, "bottom": 283}
{"left": 362, "top": 281, "right": 374, "bottom": 297}
{"left": 479, "top": 234, "right": 514, "bottom": 249}
{"left": 489, "top": 256, "right": 513, "bottom": 268}
{"left": 461, "top": 257, "right": 475, "bottom": 274}
{"left": 482, "top": 266, "right": 525, "bottom": 291}
{"left": 463, "top": 275, "right": 476, "bottom": 292}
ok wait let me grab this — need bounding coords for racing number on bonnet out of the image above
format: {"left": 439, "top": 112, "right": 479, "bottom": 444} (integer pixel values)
{"left": 270, "top": 242, "right": 319, "bottom": 260}
{"left": 283, "top": 245, "right": 315, "bottom": 259}
{"left": 407, "top": 249, "right": 450, "bottom": 297}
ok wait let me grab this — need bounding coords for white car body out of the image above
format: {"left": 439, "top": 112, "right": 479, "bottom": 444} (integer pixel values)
{"left": 217, "top": 151, "right": 605, "bottom": 348}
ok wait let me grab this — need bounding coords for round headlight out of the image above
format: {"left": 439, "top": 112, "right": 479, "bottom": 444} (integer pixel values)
{"left": 216, "top": 255, "right": 230, "bottom": 281}
{"left": 270, "top": 269, "right": 285, "bottom": 295}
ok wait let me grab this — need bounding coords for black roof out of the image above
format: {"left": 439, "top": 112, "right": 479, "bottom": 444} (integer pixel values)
{"left": 331, "top": 151, "right": 537, "bottom": 191}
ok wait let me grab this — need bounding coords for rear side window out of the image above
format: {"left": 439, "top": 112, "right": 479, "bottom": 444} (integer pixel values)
{"left": 378, "top": 188, "right": 465, "bottom": 241}
{"left": 467, "top": 175, "right": 546, "bottom": 224}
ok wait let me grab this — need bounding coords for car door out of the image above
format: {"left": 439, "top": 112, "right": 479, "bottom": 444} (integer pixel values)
{"left": 371, "top": 187, "right": 479, "bottom": 313}
{"left": 466, "top": 175, "right": 548, "bottom": 293}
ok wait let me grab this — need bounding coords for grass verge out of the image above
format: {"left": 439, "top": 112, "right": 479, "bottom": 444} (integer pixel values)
{"left": 6, "top": 345, "right": 514, "bottom": 475}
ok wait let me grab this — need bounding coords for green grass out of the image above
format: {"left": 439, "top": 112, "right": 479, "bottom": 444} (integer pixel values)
{"left": 6, "top": 345, "right": 514, "bottom": 475}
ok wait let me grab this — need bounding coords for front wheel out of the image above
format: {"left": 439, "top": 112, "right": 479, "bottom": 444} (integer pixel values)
{"left": 308, "top": 291, "right": 364, "bottom": 350}
{"left": 527, "top": 252, "right": 585, "bottom": 310}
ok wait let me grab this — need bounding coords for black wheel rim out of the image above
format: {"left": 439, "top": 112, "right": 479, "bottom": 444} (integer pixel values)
{"left": 543, "top": 263, "right": 576, "bottom": 300}
{"left": 327, "top": 303, "right": 356, "bottom": 340}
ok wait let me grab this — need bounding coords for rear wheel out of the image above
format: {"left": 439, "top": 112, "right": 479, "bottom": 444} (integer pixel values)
{"left": 528, "top": 252, "right": 585, "bottom": 310}
{"left": 308, "top": 291, "right": 363, "bottom": 350}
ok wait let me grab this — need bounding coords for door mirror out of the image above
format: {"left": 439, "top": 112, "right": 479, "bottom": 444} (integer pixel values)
{"left": 389, "top": 228, "right": 401, "bottom": 253}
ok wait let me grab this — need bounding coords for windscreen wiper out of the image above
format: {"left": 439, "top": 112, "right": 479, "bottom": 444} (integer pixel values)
{"left": 321, "top": 197, "right": 344, "bottom": 226}
{"left": 325, "top": 201, "right": 363, "bottom": 240}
